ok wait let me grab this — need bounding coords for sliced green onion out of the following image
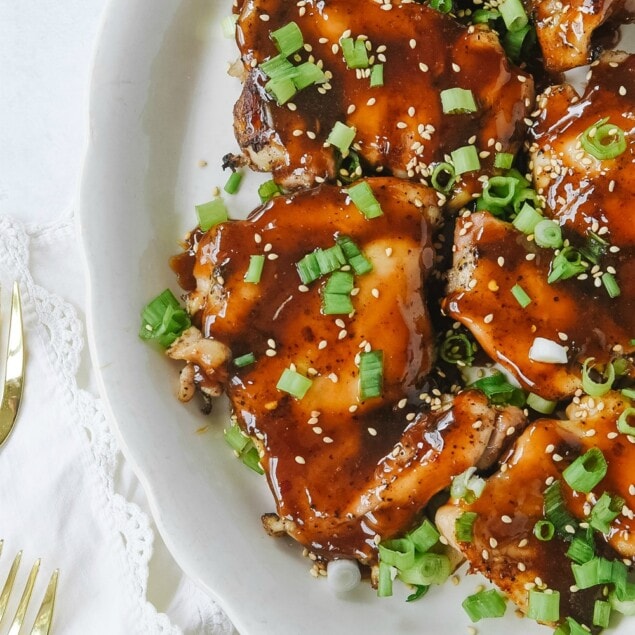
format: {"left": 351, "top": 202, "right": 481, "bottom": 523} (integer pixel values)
{"left": 482, "top": 176, "right": 517, "bottom": 208}
{"left": 406, "top": 585, "right": 430, "bottom": 602}
{"left": 593, "top": 600, "right": 611, "bottom": 628}
{"left": 346, "top": 181, "right": 383, "bottom": 219}
{"left": 234, "top": 352, "right": 256, "bottom": 368}
{"left": 325, "top": 271, "right": 354, "bottom": 294}
{"left": 563, "top": 448, "right": 607, "bottom": 494}
{"left": 378, "top": 538, "right": 416, "bottom": 570}
{"left": 547, "top": 247, "right": 587, "bottom": 284}
{"left": 609, "top": 585, "right": 635, "bottom": 615}
{"left": 258, "top": 179, "right": 282, "bottom": 203}
{"left": 494, "top": 152, "right": 514, "bottom": 170}
{"left": 244, "top": 254, "right": 265, "bottom": 284}
{"left": 322, "top": 292, "right": 354, "bottom": 315}
{"left": 613, "top": 357, "right": 629, "bottom": 376}
{"left": 512, "top": 203, "right": 543, "bottom": 234}
{"left": 499, "top": 0, "right": 528, "bottom": 32}
{"left": 291, "top": 62, "right": 326, "bottom": 90}
{"left": 359, "top": 350, "right": 383, "bottom": 400}
{"left": 472, "top": 8, "right": 501, "bottom": 24}
{"left": 527, "top": 589, "right": 560, "bottom": 622}
{"left": 430, "top": 162, "right": 457, "bottom": 193}
{"left": 590, "top": 492, "right": 624, "bottom": 534}
{"left": 338, "top": 149, "right": 363, "bottom": 184}
{"left": 397, "top": 553, "right": 451, "bottom": 586}
{"left": 580, "top": 117, "right": 627, "bottom": 161}
{"left": 270, "top": 21, "right": 304, "bottom": 57}
{"left": 241, "top": 446, "right": 264, "bottom": 474}
{"left": 430, "top": 0, "right": 453, "bottom": 12}
{"left": 441, "top": 88, "right": 478, "bottom": 115}
{"left": 377, "top": 561, "right": 393, "bottom": 597}
{"left": 511, "top": 283, "right": 531, "bottom": 308}
{"left": 554, "top": 617, "right": 591, "bottom": 635}
{"left": 534, "top": 219, "right": 563, "bottom": 249}
{"left": 470, "top": 372, "right": 526, "bottom": 407}
{"left": 221, "top": 14, "right": 238, "bottom": 39}
{"left": 224, "top": 423, "right": 250, "bottom": 453}
{"left": 544, "top": 481, "right": 578, "bottom": 538}
{"left": 195, "top": 198, "right": 228, "bottom": 231}
{"left": 513, "top": 188, "right": 541, "bottom": 215}
{"left": 582, "top": 358, "right": 615, "bottom": 397}
{"left": 602, "top": 272, "right": 621, "bottom": 298}
{"left": 572, "top": 556, "right": 628, "bottom": 591}
{"left": 566, "top": 536, "right": 595, "bottom": 564}
{"left": 315, "top": 244, "right": 346, "bottom": 274}
{"left": 622, "top": 387, "right": 635, "bottom": 400}
{"left": 370, "top": 64, "right": 384, "bottom": 88}
{"left": 296, "top": 252, "right": 322, "bottom": 285}
{"left": 533, "top": 520, "right": 555, "bottom": 541}
{"left": 504, "top": 25, "right": 533, "bottom": 62}
{"left": 326, "top": 121, "right": 357, "bottom": 155}
{"left": 462, "top": 589, "right": 507, "bottom": 622}
{"left": 527, "top": 392, "right": 557, "bottom": 414}
{"left": 224, "top": 171, "right": 243, "bottom": 195}
{"left": 139, "top": 289, "right": 191, "bottom": 348}
{"left": 451, "top": 145, "right": 481, "bottom": 175}
{"left": 617, "top": 407, "right": 635, "bottom": 436}
{"left": 265, "top": 77, "right": 297, "bottom": 104}
{"left": 407, "top": 519, "right": 440, "bottom": 553}
{"left": 260, "top": 54, "right": 295, "bottom": 80}
{"left": 340, "top": 37, "right": 369, "bottom": 69}
{"left": 450, "top": 467, "right": 486, "bottom": 503}
{"left": 456, "top": 512, "right": 478, "bottom": 543}
{"left": 579, "top": 231, "right": 608, "bottom": 265}
{"left": 336, "top": 236, "right": 373, "bottom": 275}
{"left": 440, "top": 333, "right": 476, "bottom": 366}
{"left": 276, "top": 368, "right": 313, "bottom": 399}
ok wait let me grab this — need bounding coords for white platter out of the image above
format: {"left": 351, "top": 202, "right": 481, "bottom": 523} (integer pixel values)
{"left": 79, "top": 1, "right": 633, "bottom": 633}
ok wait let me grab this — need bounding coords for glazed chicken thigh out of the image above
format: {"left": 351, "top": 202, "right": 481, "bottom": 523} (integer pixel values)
{"left": 436, "top": 391, "right": 635, "bottom": 627}
{"left": 232, "top": 0, "right": 534, "bottom": 207}
{"left": 444, "top": 212, "right": 634, "bottom": 401}
{"left": 167, "top": 179, "right": 524, "bottom": 561}
{"left": 524, "top": 0, "right": 626, "bottom": 72}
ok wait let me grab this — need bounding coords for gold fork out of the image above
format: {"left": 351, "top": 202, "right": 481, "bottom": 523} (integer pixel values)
{"left": 0, "top": 541, "right": 58, "bottom": 635}
{"left": 0, "top": 283, "right": 25, "bottom": 448}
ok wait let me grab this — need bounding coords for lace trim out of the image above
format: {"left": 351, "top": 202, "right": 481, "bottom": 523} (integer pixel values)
{"left": 0, "top": 214, "right": 230, "bottom": 634}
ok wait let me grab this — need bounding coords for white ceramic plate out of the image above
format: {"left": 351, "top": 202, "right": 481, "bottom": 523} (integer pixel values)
{"left": 80, "top": 1, "right": 634, "bottom": 633}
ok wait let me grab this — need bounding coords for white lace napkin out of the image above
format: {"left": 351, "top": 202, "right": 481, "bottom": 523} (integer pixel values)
{"left": 0, "top": 214, "right": 235, "bottom": 635}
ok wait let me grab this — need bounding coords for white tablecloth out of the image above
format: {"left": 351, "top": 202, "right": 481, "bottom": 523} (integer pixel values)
{"left": 0, "top": 2, "right": 234, "bottom": 633}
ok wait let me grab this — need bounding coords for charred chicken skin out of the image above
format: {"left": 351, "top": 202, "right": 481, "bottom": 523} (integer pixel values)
{"left": 524, "top": 0, "right": 626, "bottom": 72}
{"left": 436, "top": 391, "right": 635, "bottom": 628}
{"left": 168, "top": 179, "right": 524, "bottom": 561}
{"left": 232, "top": 0, "right": 534, "bottom": 206}
{"left": 444, "top": 212, "right": 634, "bottom": 401}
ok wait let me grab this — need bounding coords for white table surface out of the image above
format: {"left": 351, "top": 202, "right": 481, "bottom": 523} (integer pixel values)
{"left": 0, "top": 2, "right": 233, "bottom": 633}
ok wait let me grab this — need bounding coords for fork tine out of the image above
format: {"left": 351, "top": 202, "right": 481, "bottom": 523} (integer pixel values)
{"left": 0, "top": 550, "right": 22, "bottom": 624}
{"left": 29, "top": 569, "right": 58, "bottom": 635}
{"left": 7, "top": 558, "right": 40, "bottom": 635}
{"left": 0, "top": 282, "right": 25, "bottom": 448}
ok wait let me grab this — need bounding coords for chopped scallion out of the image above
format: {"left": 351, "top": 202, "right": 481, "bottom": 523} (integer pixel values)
{"left": 340, "top": 37, "right": 369, "bottom": 69}
{"left": 589, "top": 491, "right": 624, "bottom": 534}
{"left": 397, "top": 553, "right": 451, "bottom": 587}
{"left": 440, "top": 88, "right": 478, "bottom": 115}
{"left": 430, "top": 0, "right": 453, "bottom": 12}
{"left": 377, "top": 561, "right": 394, "bottom": 597}
{"left": 566, "top": 536, "right": 595, "bottom": 564}
{"left": 378, "top": 538, "right": 416, "bottom": 570}
{"left": 494, "top": 152, "right": 514, "bottom": 169}
{"left": 482, "top": 176, "right": 517, "bottom": 208}
{"left": 602, "top": 272, "right": 621, "bottom": 298}
{"left": 470, "top": 372, "right": 526, "bottom": 407}
{"left": 527, "top": 589, "right": 560, "bottom": 623}
{"left": 526, "top": 392, "right": 557, "bottom": 414}
{"left": 326, "top": 121, "right": 357, "bottom": 155}
{"left": 224, "top": 171, "right": 243, "bottom": 195}
{"left": 544, "top": 481, "right": 578, "bottom": 538}
{"left": 511, "top": 283, "right": 531, "bottom": 308}
{"left": 512, "top": 203, "right": 543, "bottom": 235}
{"left": 451, "top": 145, "right": 481, "bottom": 175}
{"left": 234, "top": 352, "right": 256, "bottom": 368}
{"left": 258, "top": 179, "right": 282, "bottom": 203}
{"left": 346, "top": 181, "right": 383, "bottom": 219}
{"left": 336, "top": 236, "right": 373, "bottom": 275}
{"left": 292, "top": 61, "right": 326, "bottom": 90}
{"left": 593, "top": 600, "right": 611, "bottom": 628}
{"left": 244, "top": 254, "right": 265, "bottom": 284}
{"left": 455, "top": 512, "right": 478, "bottom": 543}
{"left": 265, "top": 77, "right": 297, "bottom": 104}
{"left": 533, "top": 520, "right": 555, "bottom": 541}
{"left": 359, "top": 350, "right": 383, "bottom": 400}
{"left": 562, "top": 448, "right": 607, "bottom": 494}
{"left": 450, "top": 467, "right": 486, "bottom": 503}
{"left": 580, "top": 117, "right": 627, "bottom": 161}
{"left": 440, "top": 333, "right": 475, "bottom": 366}
{"left": 370, "top": 64, "right": 384, "bottom": 88}
{"left": 296, "top": 252, "right": 322, "bottom": 285}
{"left": 548, "top": 247, "right": 587, "bottom": 284}
{"left": 195, "top": 198, "right": 228, "bottom": 231}
{"left": 221, "top": 15, "right": 238, "bottom": 39}
{"left": 581, "top": 358, "right": 615, "bottom": 397}
{"left": 499, "top": 0, "right": 529, "bottom": 32}
{"left": 430, "top": 162, "right": 457, "bottom": 193}
{"left": 270, "top": 21, "right": 304, "bottom": 57}
{"left": 617, "top": 407, "right": 635, "bottom": 436}
{"left": 534, "top": 219, "right": 563, "bottom": 249}
{"left": 462, "top": 589, "right": 507, "bottom": 622}
{"left": 325, "top": 271, "right": 354, "bottom": 294}
{"left": 276, "top": 368, "right": 313, "bottom": 399}
{"left": 139, "top": 289, "right": 191, "bottom": 348}
{"left": 407, "top": 519, "right": 440, "bottom": 553}
{"left": 322, "top": 292, "right": 354, "bottom": 315}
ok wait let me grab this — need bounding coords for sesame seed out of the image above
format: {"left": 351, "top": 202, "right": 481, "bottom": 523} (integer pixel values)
{"left": 295, "top": 456, "right": 305, "bottom": 464}
{"left": 483, "top": 313, "right": 494, "bottom": 324}
{"left": 259, "top": 13, "right": 270, "bottom": 21}
{"left": 368, "top": 427, "right": 378, "bottom": 436}
{"left": 323, "top": 437, "right": 334, "bottom": 444}
{"left": 501, "top": 515, "right": 513, "bottom": 524}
